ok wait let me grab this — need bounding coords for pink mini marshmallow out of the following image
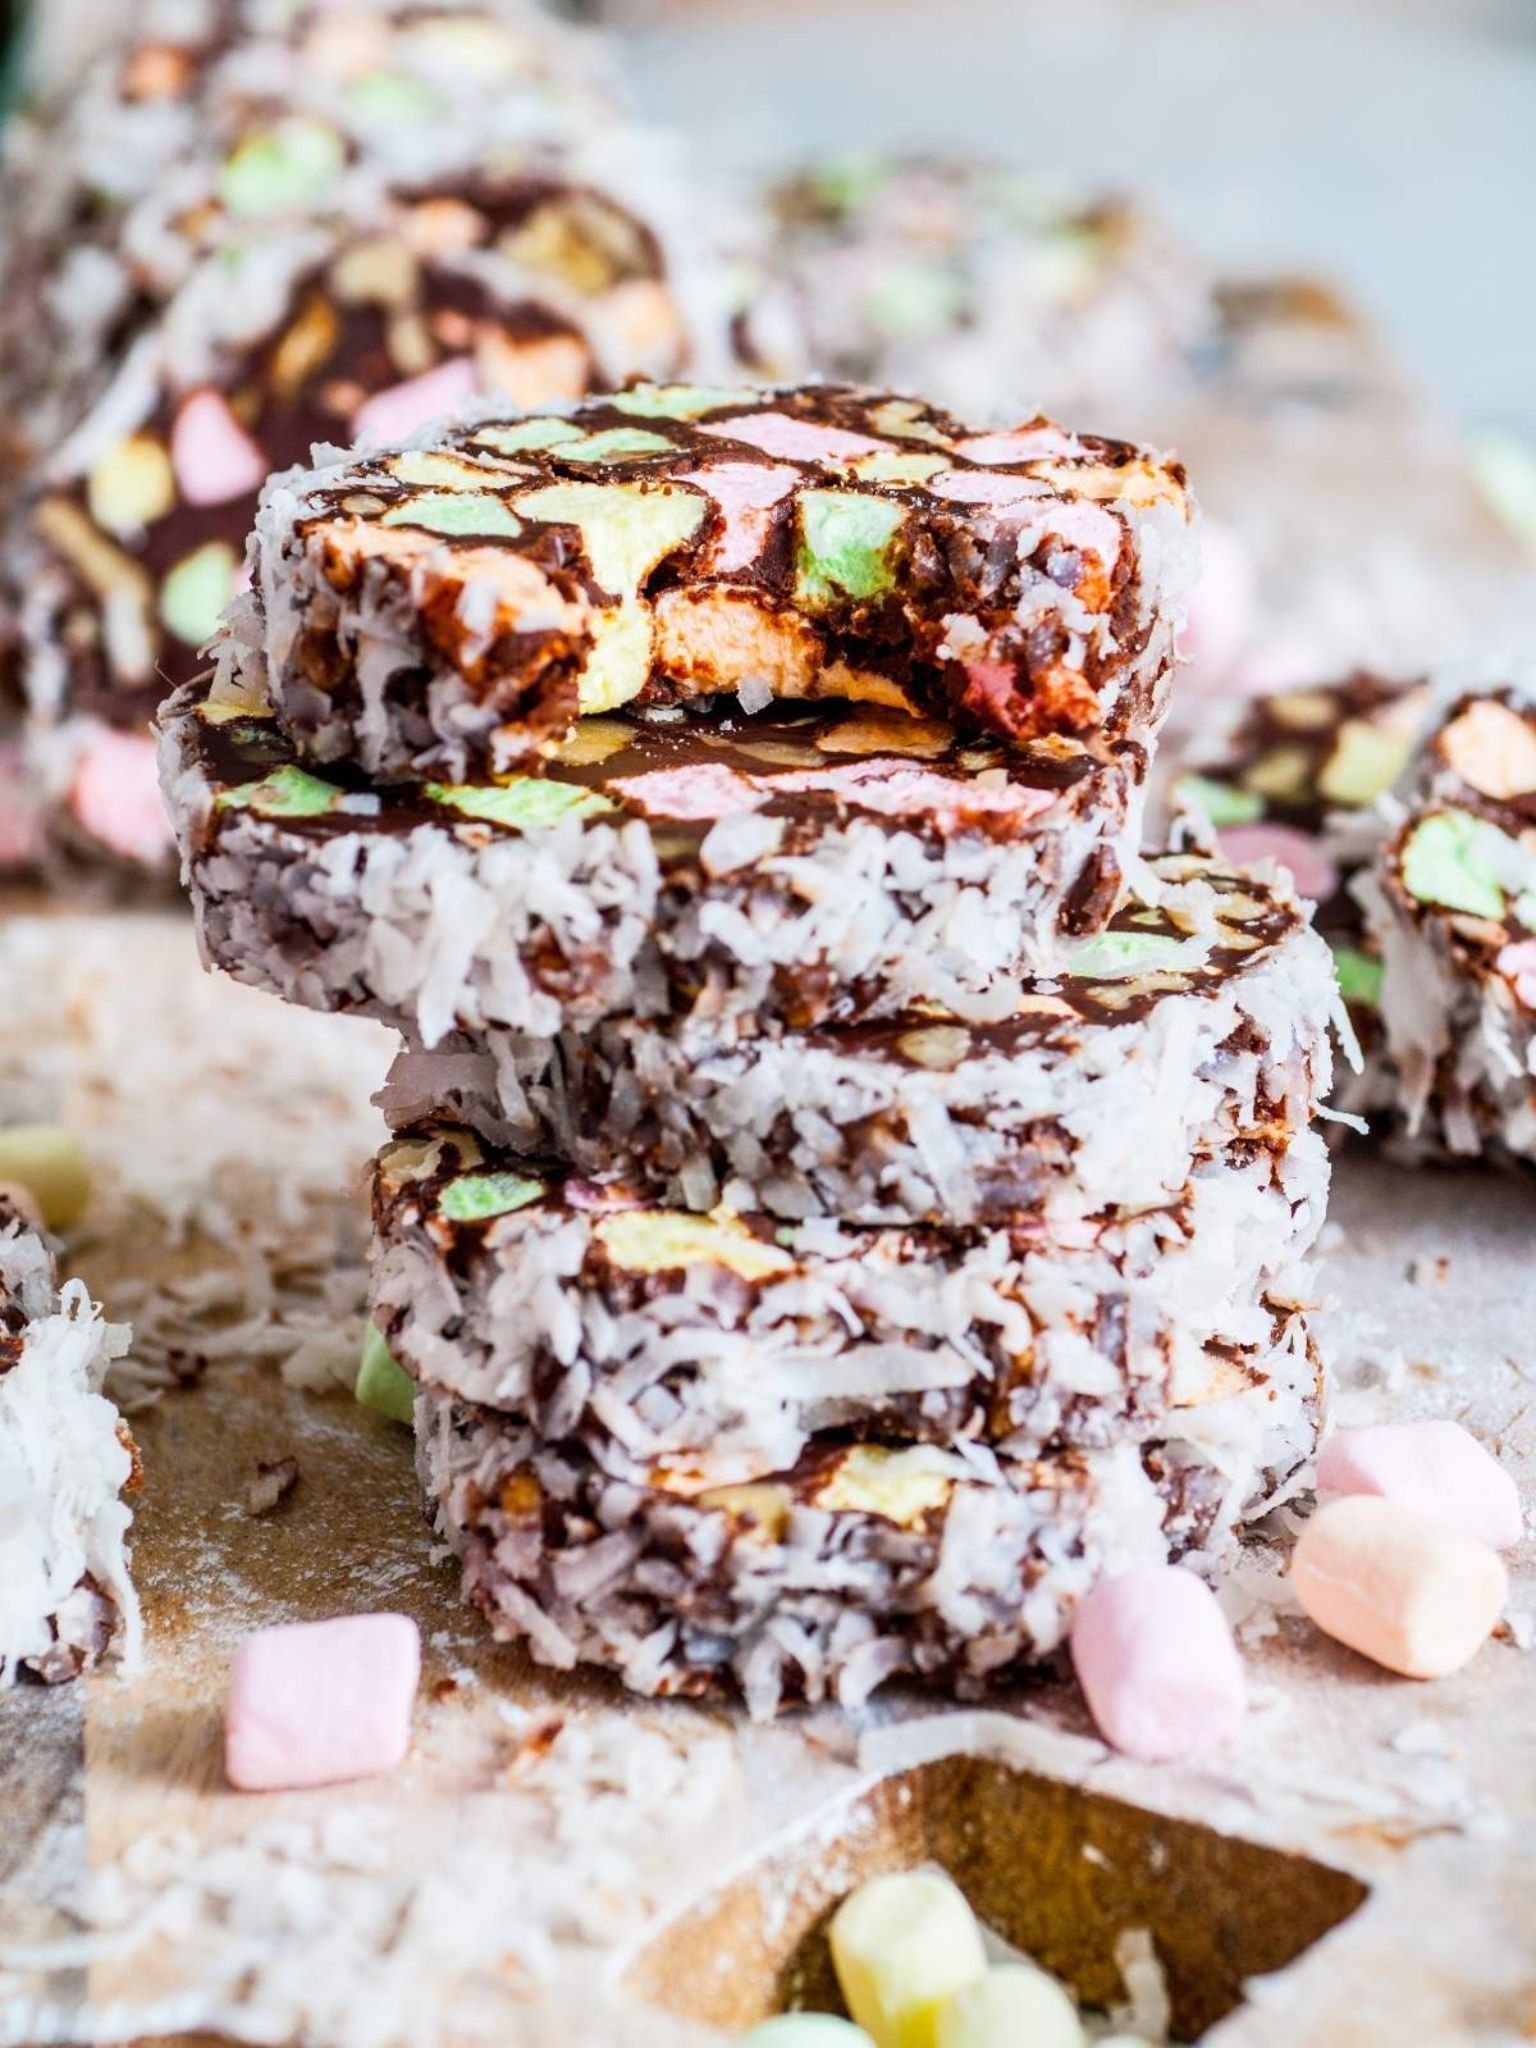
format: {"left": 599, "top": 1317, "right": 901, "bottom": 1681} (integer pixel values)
{"left": 1070, "top": 1566, "right": 1247, "bottom": 1762}
{"left": 771, "top": 757, "right": 1057, "bottom": 834}
{"left": 700, "top": 410, "right": 887, "bottom": 465}
{"left": 1216, "top": 822, "right": 1340, "bottom": 905}
{"left": 171, "top": 391, "right": 270, "bottom": 507}
{"left": 609, "top": 761, "right": 764, "bottom": 822}
{"left": 1179, "top": 521, "right": 1256, "bottom": 691}
{"left": 1032, "top": 496, "right": 1125, "bottom": 562}
{"left": 960, "top": 659, "right": 1042, "bottom": 735}
{"left": 955, "top": 424, "right": 1081, "bottom": 464}
{"left": 927, "top": 468, "right": 1046, "bottom": 508}
{"left": 1496, "top": 939, "right": 1536, "bottom": 1012}
{"left": 352, "top": 357, "right": 480, "bottom": 449}
{"left": 1316, "top": 1421, "right": 1524, "bottom": 1551}
{"left": 226, "top": 1614, "right": 421, "bottom": 1792}
{"left": 70, "top": 728, "right": 174, "bottom": 865}
{"left": 682, "top": 461, "right": 799, "bottom": 573}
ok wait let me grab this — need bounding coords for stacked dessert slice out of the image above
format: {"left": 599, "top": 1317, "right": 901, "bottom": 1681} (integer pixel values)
{"left": 164, "top": 381, "right": 1337, "bottom": 1713}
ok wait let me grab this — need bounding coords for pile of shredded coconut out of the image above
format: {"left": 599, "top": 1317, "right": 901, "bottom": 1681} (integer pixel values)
{"left": 0, "top": 911, "right": 391, "bottom": 1402}
{"left": 0, "top": 1209, "right": 139, "bottom": 1685}
{"left": 0, "top": 1711, "right": 736, "bottom": 2048}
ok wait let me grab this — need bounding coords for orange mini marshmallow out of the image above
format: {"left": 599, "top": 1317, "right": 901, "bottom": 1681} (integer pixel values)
{"left": 1291, "top": 1497, "right": 1508, "bottom": 1679}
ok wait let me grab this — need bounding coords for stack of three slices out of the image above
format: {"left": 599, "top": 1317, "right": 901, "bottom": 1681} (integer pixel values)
{"left": 162, "top": 381, "right": 1337, "bottom": 1715}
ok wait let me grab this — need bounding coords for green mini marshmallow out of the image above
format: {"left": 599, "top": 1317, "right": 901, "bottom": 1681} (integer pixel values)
{"left": 1173, "top": 774, "right": 1265, "bottom": 828}
{"left": 1470, "top": 431, "right": 1536, "bottom": 553}
{"left": 344, "top": 70, "right": 442, "bottom": 126}
{"left": 609, "top": 384, "right": 759, "bottom": 420}
{"left": 556, "top": 427, "right": 675, "bottom": 464}
{"left": 1065, "top": 928, "right": 1200, "bottom": 978}
{"left": 438, "top": 1170, "right": 546, "bottom": 1223}
{"left": 426, "top": 777, "right": 614, "bottom": 831}
{"left": 219, "top": 763, "right": 347, "bottom": 819}
{"left": 796, "top": 490, "right": 904, "bottom": 609}
{"left": 380, "top": 494, "right": 523, "bottom": 540}
{"left": 355, "top": 1324, "right": 416, "bottom": 1426}
{"left": 218, "top": 118, "right": 344, "bottom": 218}
{"left": 809, "top": 153, "right": 889, "bottom": 218}
{"left": 1331, "top": 944, "right": 1385, "bottom": 1010}
{"left": 160, "top": 541, "right": 240, "bottom": 648}
{"left": 473, "top": 418, "right": 584, "bottom": 456}
{"left": 1318, "top": 719, "right": 1413, "bottom": 808}
{"left": 849, "top": 450, "right": 952, "bottom": 486}
{"left": 1401, "top": 809, "right": 1511, "bottom": 920}
{"left": 575, "top": 604, "right": 653, "bottom": 715}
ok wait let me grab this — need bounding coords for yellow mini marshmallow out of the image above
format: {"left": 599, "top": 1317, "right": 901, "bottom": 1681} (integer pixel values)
{"left": 830, "top": 1872, "right": 987, "bottom": 2048}
{"left": 1291, "top": 1496, "right": 1508, "bottom": 1679}
{"left": 935, "top": 1965, "right": 1085, "bottom": 2048}
{"left": 0, "top": 1125, "right": 92, "bottom": 1229}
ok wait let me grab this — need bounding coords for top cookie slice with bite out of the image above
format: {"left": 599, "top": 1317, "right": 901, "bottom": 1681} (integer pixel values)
{"left": 250, "top": 380, "right": 1197, "bottom": 781}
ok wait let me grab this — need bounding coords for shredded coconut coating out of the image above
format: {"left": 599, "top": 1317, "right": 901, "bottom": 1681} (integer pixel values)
{"left": 416, "top": 1347, "right": 1320, "bottom": 1719}
{"left": 382, "top": 852, "right": 1338, "bottom": 1225}
{"left": 0, "top": 1197, "right": 140, "bottom": 1684}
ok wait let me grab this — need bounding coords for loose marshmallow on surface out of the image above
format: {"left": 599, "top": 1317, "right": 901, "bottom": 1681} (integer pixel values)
{"left": 830, "top": 1870, "right": 987, "bottom": 2048}
{"left": 743, "top": 2020, "right": 876, "bottom": 2046}
{"left": 1316, "top": 1421, "right": 1524, "bottom": 1551}
{"left": 225, "top": 1614, "right": 420, "bottom": 1792}
{"left": 934, "top": 1965, "right": 1084, "bottom": 2048}
{"left": 1069, "top": 1566, "right": 1247, "bottom": 1762}
{"left": 0, "top": 1125, "right": 92, "bottom": 1230}
{"left": 1291, "top": 1497, "right": 1508, "bottom": 1679}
